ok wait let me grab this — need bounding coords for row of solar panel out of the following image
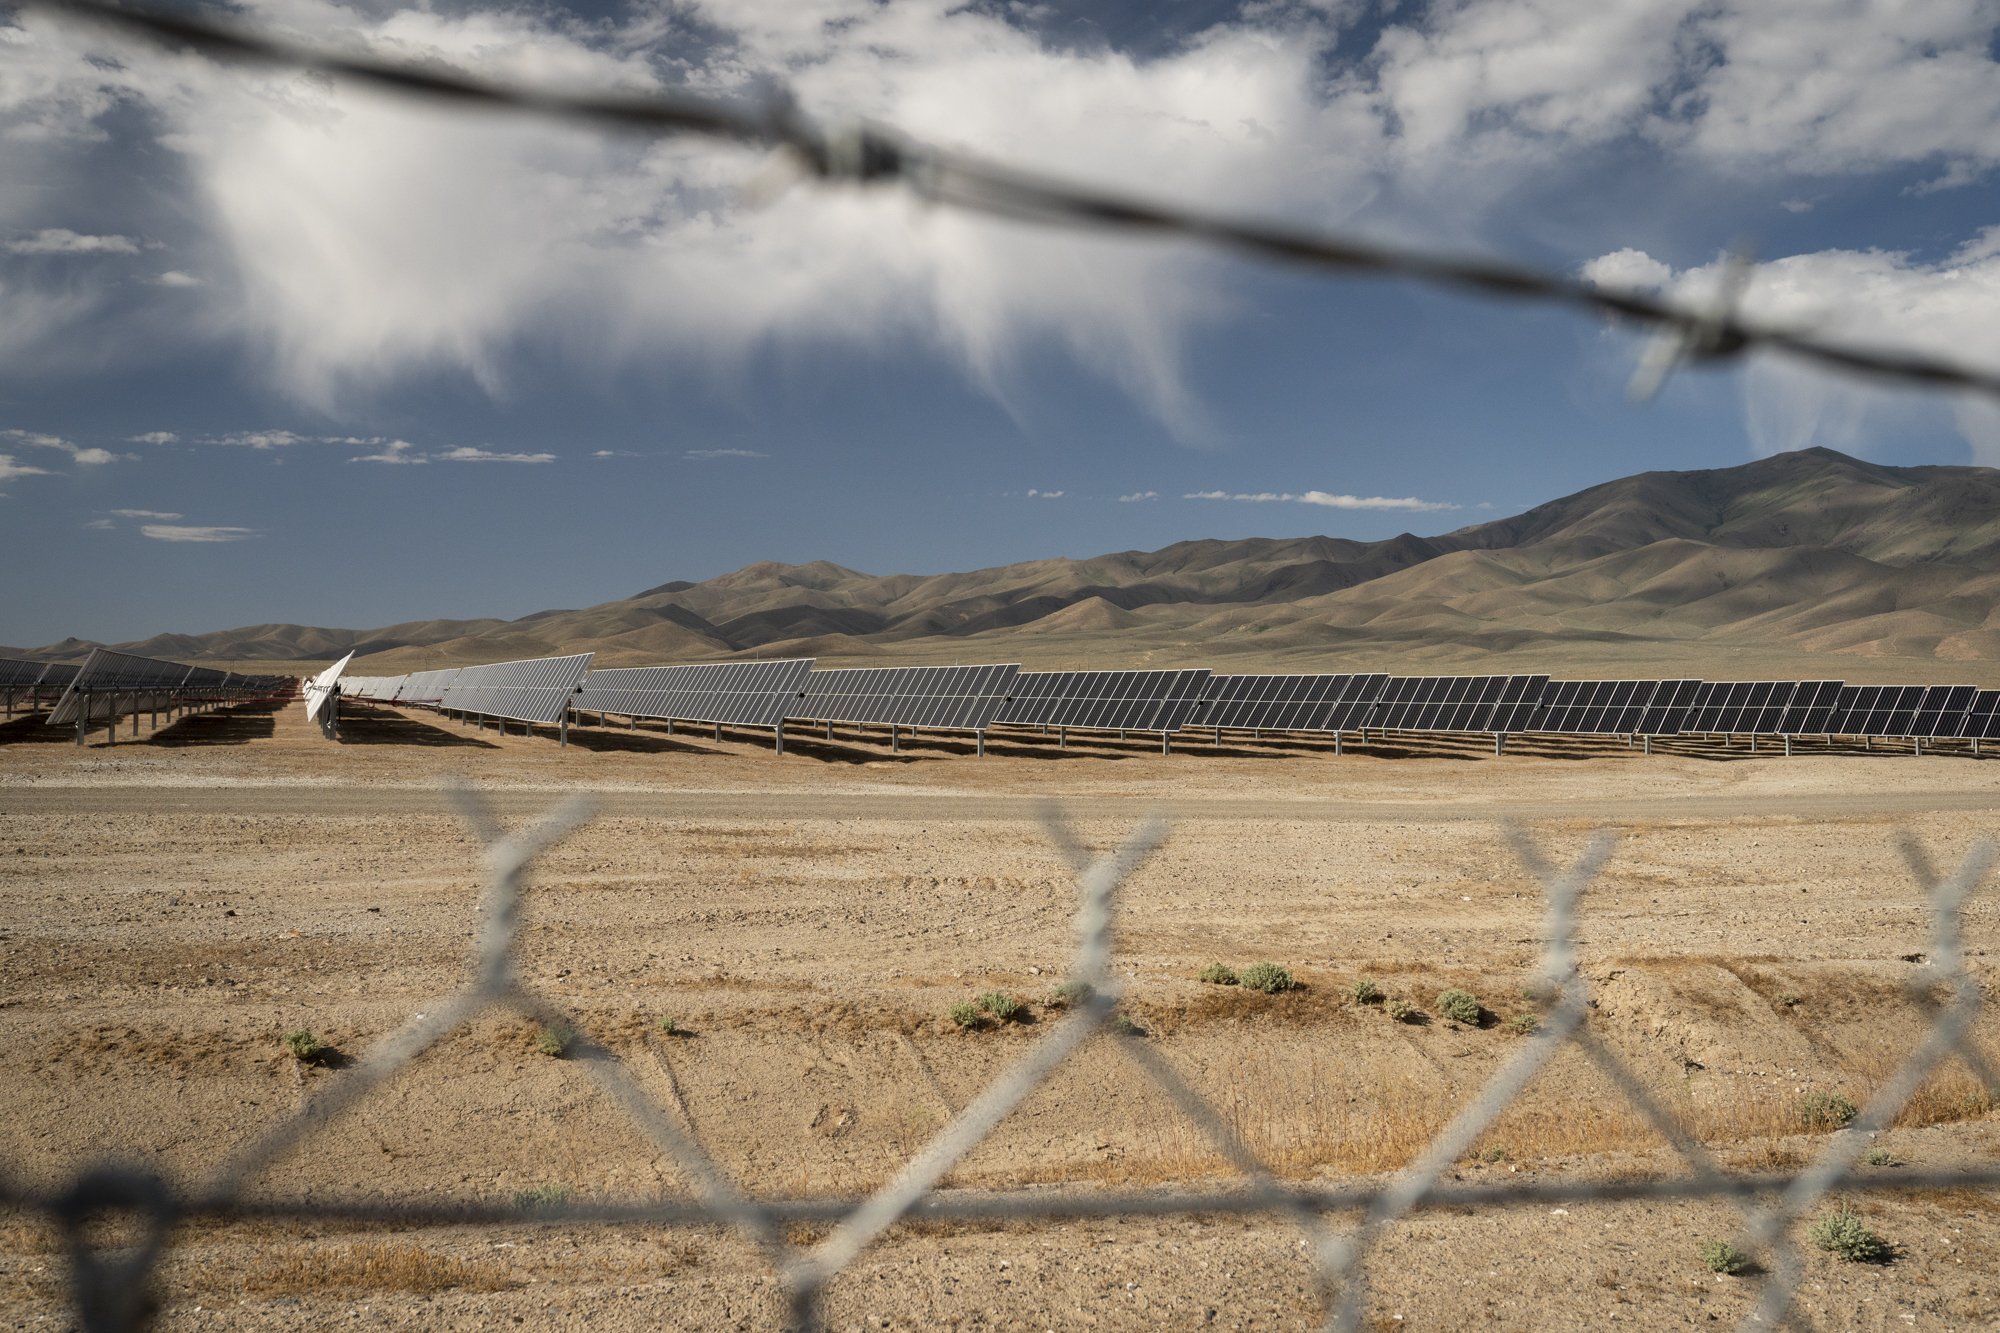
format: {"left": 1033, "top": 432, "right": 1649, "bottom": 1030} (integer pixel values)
{"left": 0, "top": 659, "right": 81, "bottom": 692}
{"left": 22, "top": 650, "right": 294, "bottom": 730}
{"left": 332, "top": 655, "right": 2000, "bottom": 742}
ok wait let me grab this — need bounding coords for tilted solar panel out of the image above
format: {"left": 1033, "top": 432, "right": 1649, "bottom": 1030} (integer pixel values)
{"left": 1873, "top": 684, "right": 1929, "bottom": 737}
{"left": 1201, "top": 673, "right": 1357, "bottom": 731}
{"left": 576, "top": 659, "right": 814, "bottom": 729}
{"left": 0, "top": 658, "right": 47, "bottom": 689}
{"left": 395, "top": 669, "right": 458, "bottom": 704}
{"left": 439, "top": 654, "right": 592, "bottom": 725}
{"left": 35, "top": 664, "right": 80, "bottom": 691}
{"left": 1910, "top": 684, "right": 1977, "bottom": 737}
{"left": 1536, "top": 679, "right": 1655, "bottom": 734}
{"left": 1771, "top": 681, "right": 1843, "bottom": 734}
{"left": 1959, "top": 689, "right": 2000, "bottom": 741}
{"left": 991, "top": 669, "right": 1213, "bottom": 732}
{"left": 1821, "top": 685, "right": 1875, "bottom": 735}
{"left": 1484, "top": 675, "right": 1552, "bottom": 733}
{"left": 1318, "top": 673, "right": 1392, "bottom": 731}
{"left": 1632, "top": 679, "right": 1702, "bottom": 735}
{"left": 791, "top": 664, "right": 1019, "bottom": 730}
{"left": 46, "top": 649, "right": 193, "bottom": 726}
{"left": 302, "top": 652, "right": 354, "bottom": 724}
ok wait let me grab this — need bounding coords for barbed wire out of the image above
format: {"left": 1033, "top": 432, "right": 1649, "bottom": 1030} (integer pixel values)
{"left": 2, "top": 791, "right": 1996, "bottom": 1332}
{"left": 17, "top": 0, "right": 2000, "bottom": 404}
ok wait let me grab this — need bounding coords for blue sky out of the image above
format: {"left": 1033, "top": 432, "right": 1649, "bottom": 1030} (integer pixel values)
{"left": 4, "top": 0, "right": 2000, "bottom": 647}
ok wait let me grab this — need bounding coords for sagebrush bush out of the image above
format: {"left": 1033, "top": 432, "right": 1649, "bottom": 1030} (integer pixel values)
{"left": 1238, "top": 962, "right": 1296, "bottom": 995}
{"left": 1507, "top": 1013, "right": 1539, "bottom": 1035}
{"left": 534, "top": 1025, "right": 574, "bottom": 1058}
{"left": 1387, "top": 999, "right": 1420, "bottom": 1023}
{"left": 1809, "top": 1206, "right": 1889, "bottom": 1263}
{"left": 1436, "top": 989, "right": 1482, "bottom": 1025}
{"left": 1864, "top": 1147, "right": 1897, "bottom": 1167}
{"left": 947, "top": 1000, "right": 984, "bottom": 1031}
{"left": 1109, "top": 1011, "right": 1143, "bottom": 1036}
{"left": 978, "top": 991, "right": 1025, "bottom": 1023}
{"left": 1799, "top": 1091, "right": 1858, "bottom": 1132}
{"left": 1350, "top": 978, "right": 1382, "bottom": 1004}
{"left": 1199, "top": 963, "right": 1239, "bottom": 986}
{"left": 283, "top": 1029, "right": 325, "bottom": 1063}
{"left": 656, "top": 1016, "right": 684, "bottom": 1038}
{"left": 1046, "top": 980, "right": 1093, "bottom": 1009}
{"left": 1699, "top": 1239, "right": 1750, "bottom": 1275}
{"left": 512, "top": 1184, "right": 570, "bottom": 1213}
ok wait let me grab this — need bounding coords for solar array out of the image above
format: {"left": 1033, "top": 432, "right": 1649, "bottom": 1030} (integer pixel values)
{"left": 42, "top": 648, "right": 291, "bottom": 743}
{"left": 301, "top": 650, "right": 2000, "bottom": 759}
{"left": 0, "top": 657, "right": 81, "bottom": 718}
{"left": 301, "top": 651, "right": 352, "bottom": 736}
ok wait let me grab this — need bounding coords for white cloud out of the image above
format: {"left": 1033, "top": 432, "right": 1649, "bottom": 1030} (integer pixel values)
{"left": 209, "top": 429, "right": 308, "bottom": 449}
{"left": 148, "top": 271, "right": 202, "bottom": 288}
{"left": 140, "top": 524, "right": 259, "bottom": 542}
{"left": 1118, "top": 490, "right": 1161, "bottom": 502}
{"left": 1584, "top": 233, "right": 2000, "bottom": 463}
{"left": 1, "top": 427, "right": 128, "bottom": 465}
{"left": 1580, "top": 247, "right": 1674, "bottom": 292}
{"left": 684, "top": 448, "right": 768, "bottom": 460}
{"left": 1, "top": 228, "right": 140, "bottom": 255}
{"left": 127, "top": 431, "right": 179, "bottom": 445}
{"left": 0, "top": 454, "right": 52, "bottom": 483}
{"left": 1185, "top": 489, "right": 1458, "bottom": 511}
{"left": 1025, "top": 487, "right": 1065, "bottom": 498}
{"left": 435, "top": 445, "right": 555, "bottom": 463}
{"left": 109, "top": 508, "right": 183, "bottom": 519}
{"left": 82, "top": 517, "right": 115, "bottom": 529}
{"left": 591, "top": 448, "right": 640, "bottom": 458}
{"left": 350, "top": 439, "right": 425, "bottom": 464}
{"left": 66, "top": 446, "right": 119, "bottom": 465}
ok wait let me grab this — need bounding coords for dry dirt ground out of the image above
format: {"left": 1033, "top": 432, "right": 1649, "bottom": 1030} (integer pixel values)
{"left": 3, "top": 699, "right": 1999, "bottom": 1331}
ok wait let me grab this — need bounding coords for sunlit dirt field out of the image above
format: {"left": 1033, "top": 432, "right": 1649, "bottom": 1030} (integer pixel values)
{"left": 3, "top": 698, "right": 1998, "bottom": 1330}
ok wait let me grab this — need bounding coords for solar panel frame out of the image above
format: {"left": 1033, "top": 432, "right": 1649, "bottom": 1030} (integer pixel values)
{"left": 0, "top": 658, "right": 47, "bottom": 690}
{"left": 1959, "top": 689, "right": 2000, "bottom": 741}
{"left": 1771, "top": 680, "right": 1843, "bottom": 734}
{"left": 788, "top": 663, "right": 1019, "bottom": 730}
{"left": 438, "top": 653, "right": 592, "bottom": 726}
{"left": 1909, "top": 684, "right": 1977, "bottom": 738}
{"left": 1485, "top": 675, "right": 1552, "bottom": 733}
{"left": 1201, "top": 673, "right": 1358, "bottom": 732}
{"left": 1633, "top": 679, "right": 1702, "bottom": 735}
{"left": 302, "top": 652, "right": 354, "bottom": 724}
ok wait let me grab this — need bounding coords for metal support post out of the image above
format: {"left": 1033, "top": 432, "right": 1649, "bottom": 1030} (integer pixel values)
{"left": 1058, "top": 726, "right": 1067, "bottom": 750}
{"left": 1494, "top": 733, "right": 1504, "bottom": 756}
{"left": 1161, "top": 731, "right": 1170, "bottom": 756}
{"left": 76, "top": 692, "right": 87, "bottom": 746}
{"left": 1749, "top": 735, "right": 1757, "bottom": 753}
{"left": 774, "top": 722, "right": 784, "bottom": 756}
{"left": 714, "top": 721, "right": 723, "bottom": 743}
{"left": 131, "top": 702, "right": 139, "bottom": 737}
{"left": 891, "top": 724, "right": 901, "bottom": 753}
{"left": 1214, "top": 726, "right": 1222, "bottom": 744}
{"left": 976, "top": 729, "right": 985, "bottom": 757}
{"left": 1643, "top": 735, "right": 1652, "bottom": 755}
{"left": 1915, "top": 736, "right": 1924, "bottom": 757}
{"left": 559, "top": 712, "right": 568, "bottom": 748}
{"left": 1783, "top": 734, "right": 1792, "bottom": 757}
{"left": 1334, "top": 732, "right": 1343, "bottom": 756}
{"left": 1975, "top": 738, "right": 1982, "bottom": 755}
{"left": 664, "top": 718, "right": 673, "bottom": 735}
{"left": 4, "top": 689, "right": 11, "bottom": 720}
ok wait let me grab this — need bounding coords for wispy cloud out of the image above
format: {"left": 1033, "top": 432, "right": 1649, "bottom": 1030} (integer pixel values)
{"left": 1025, "top": 488, "right": 1066, "bottom": 499}
{"left": 82, "top": 518, "right": 115, "bottom": 530}
{"left": 1184, "top": 490, "right": 1458, "bottom": 512}
{"left": 684, "top": 448, "right": 767, "bottom": 460}
{"left": 350, "top": 440, "right": 425, "bottom": 465}
{"left": 436, "top": 445, "right": 555, "bottom": 464}
{"left": 148, "top": 271, "right": 202, "bottom": 288}
{"left": 0, "top": 454, "right": 52, "bottom": 484}
{"left": 209, "top": 429, "right": 307, "bottom": 449}
{"left": 591, "top": 449, "right": 640, "bottom": 458}
{"left": 141, "top": 524, "right": 259, "bottom": 543}
{"left": 2, "top": 428, "right": 130, "bottom": 466}
{"left": 1118, "top": 490, "right": 1160, "bottom": 502}
{"left": 127, "top": 431, "right": 179, "bottom": 445}
{"left": 109, "top": 509, "right": 183, "bottom": 519}
{"left": 2, "top": 228, "right": 140, "bottom": 256}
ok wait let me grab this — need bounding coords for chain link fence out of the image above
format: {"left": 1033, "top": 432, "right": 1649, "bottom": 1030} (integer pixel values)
{"left": 3, "top": 792, "right": 1996, "bottom": 1332}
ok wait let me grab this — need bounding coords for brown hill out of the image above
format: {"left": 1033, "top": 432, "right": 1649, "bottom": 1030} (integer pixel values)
{"left": 23, "top": 448, "right": 2000, "bottom": 680}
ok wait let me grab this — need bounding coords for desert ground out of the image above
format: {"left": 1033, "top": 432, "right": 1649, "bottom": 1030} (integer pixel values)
{"left": 3, "top": 697, "right": 1999, "bottom": 1330}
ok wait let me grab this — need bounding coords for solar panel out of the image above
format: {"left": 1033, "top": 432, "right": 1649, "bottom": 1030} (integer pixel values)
{"left": 1536, "top": 680, "right": 1654, "bottom": 734}
{"left": 1319, "top": 674, "right": 1391, "bottom": 731}
{"left": 395, "top": 669, "right": 459, "bottom": 705}
{"left": 302, "top": 652, "right": 353, "bottom": 725}
{"left": 576, "top": 658, "right": 814, "bottom": 730}
{"left": 47, "top": 649, "right": 193, "bottom": 726}
{"left": 1959, "top": 689, "right": 2000, "bottom": 741}
{"left": 1631, "top": 679, "right": 1701, "bottom": 735}
{"left": 438, "top": 653, "right": 592, "bottom": 726}
{"left": 791, "top": 664, "right": 1019, "bottom": 731}
{"left": 1821, "top": 685, "right": 1875, "bottom": 735}
{"left": 0, "top": 658, "right": 46, "bottom": 690}
{"left": 1874, "top": 684, "right": 1929, "bottom": 737}
{"left": 991, "top": 669, "right": 1213, "bottom": 733}
{"left": 35, "top": 663, "right": 79, "bottom": 691}
{"left": 1484, "top": 675, "right": 1552, "bottom": 733}
{"left": 1910, "top": 684, "right": 1977, "bottom": 737}
{"left": 1201, "top": 673, "right": 1359, "bottom": 732}
{"left": 1369, "top": 675, "right": 1517, "bottom": 732}
{"left": 1771, "top": 680, "right": 1843, "bottom": 734}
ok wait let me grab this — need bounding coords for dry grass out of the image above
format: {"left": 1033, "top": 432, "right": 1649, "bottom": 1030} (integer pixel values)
{"left": 242, "top": 1241, "right": 521, "bottom": 1295}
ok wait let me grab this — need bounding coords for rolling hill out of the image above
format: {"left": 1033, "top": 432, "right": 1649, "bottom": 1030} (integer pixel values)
{"left": 16, "top": 447, "right": 2000, "bottom": 681}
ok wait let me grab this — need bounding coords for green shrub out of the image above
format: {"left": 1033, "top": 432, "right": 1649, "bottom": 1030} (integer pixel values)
{"left": 978, "top": 991, "right": 1025, "bottom": 1023}
{"left": 1507, "top": 1013, "right": 1539, "bottom": 1035}
{"left": 1387, "top": 999, "right": 1420, "bottom": 1023}
{"left": 1864, "top": 1147, "right": 1897, "bottom": 1167}
{"left": 1777, "top": 992, "right": 1803, "bottom": 1008}
{"left": 1238, "top": 962, "right": 1296, "bottom": 995}
{"left": 534, "top": 1024, "right": 575, "bottom": 1058}
{"left": 1351, "top": 978, "right": 1383, "bottom": 1004}
{"left": 282, "top": 1029, "right": 326, "bottom": 1063}
{"left": 948, "top": 1000, "right": 984, "bottom": 1031}
{"left": 1109, "top": 1011, "right": 1143, "bottom": 1037}
{"left": 1809, "top": 1206, "right": 1889, "bottom": 1263}
{"left": 512, "top": 1184, "right": 571, "bottom": 1213}
{"left": 1699, "top": 1239, "right": 1750, "bottom": 1275}
{"left": 1799, "top": 1091, "right": 1858, "bottom": 1132}
{"left": 1436, "top": 989, "right": 1483, "bottom": 1025}
{"left": 656, "top": 1016, "right": 684, "bottom": 1038}
{"left": 1045, "top": 980, "right": 1093, "bottom": 1009}
{"left": 1199, "top": 963, "right": 1239, "bottom": 986}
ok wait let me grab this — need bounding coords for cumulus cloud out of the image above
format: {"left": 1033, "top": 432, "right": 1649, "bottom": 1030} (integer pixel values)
{"left": 4, "top": 0, "right": 2000, "bottom": 431}
{"left": 209, "top": 429, "right": 308, "bottom": 449}
{"left": 684, "top": 448, "right": 767, "bottom": 460}
{"left": 82, "top": 517, "right": 115, "bottom": 529}
{"left": 349, "top": 439, "right": 425, "bottom": 464}
{"left": 1583, "top": 232, "right": 2000, "bottom": 463}
{"left": 1, "top": 427, "right": 128, "bottom": 465}
{"left": 109, "top": 508, "right": 183, "bottom": 519}
{"left": 1185, "top": 489, "right": 1458, "bottom": 511}
{"left": 140, "top": 524, "right": 259, "bottom": 542}
{"left": 0, "top": 454, "right": 52, "bottom": 483}
{"left": 1025, "top": 487, "right": 1065, "bottom": 498}
{"left": 435, "top": 445, "right": 555, "bottom": 463}
{"left": 1, "top": 228, "right": 140, "bottom": 255}
{"left": 127, "top": 431, "right": 179, "bottom": 445}
{"left": 1118, "top": 490, "right": 1161, "bottom": 501}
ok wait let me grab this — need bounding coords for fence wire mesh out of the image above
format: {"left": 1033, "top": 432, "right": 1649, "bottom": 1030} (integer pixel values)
{"left": 20, "top": 0, "right": 2000, "bottom": 406}
{"left": 3, "top": 791, "right": 1997, "bottom": 1332}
